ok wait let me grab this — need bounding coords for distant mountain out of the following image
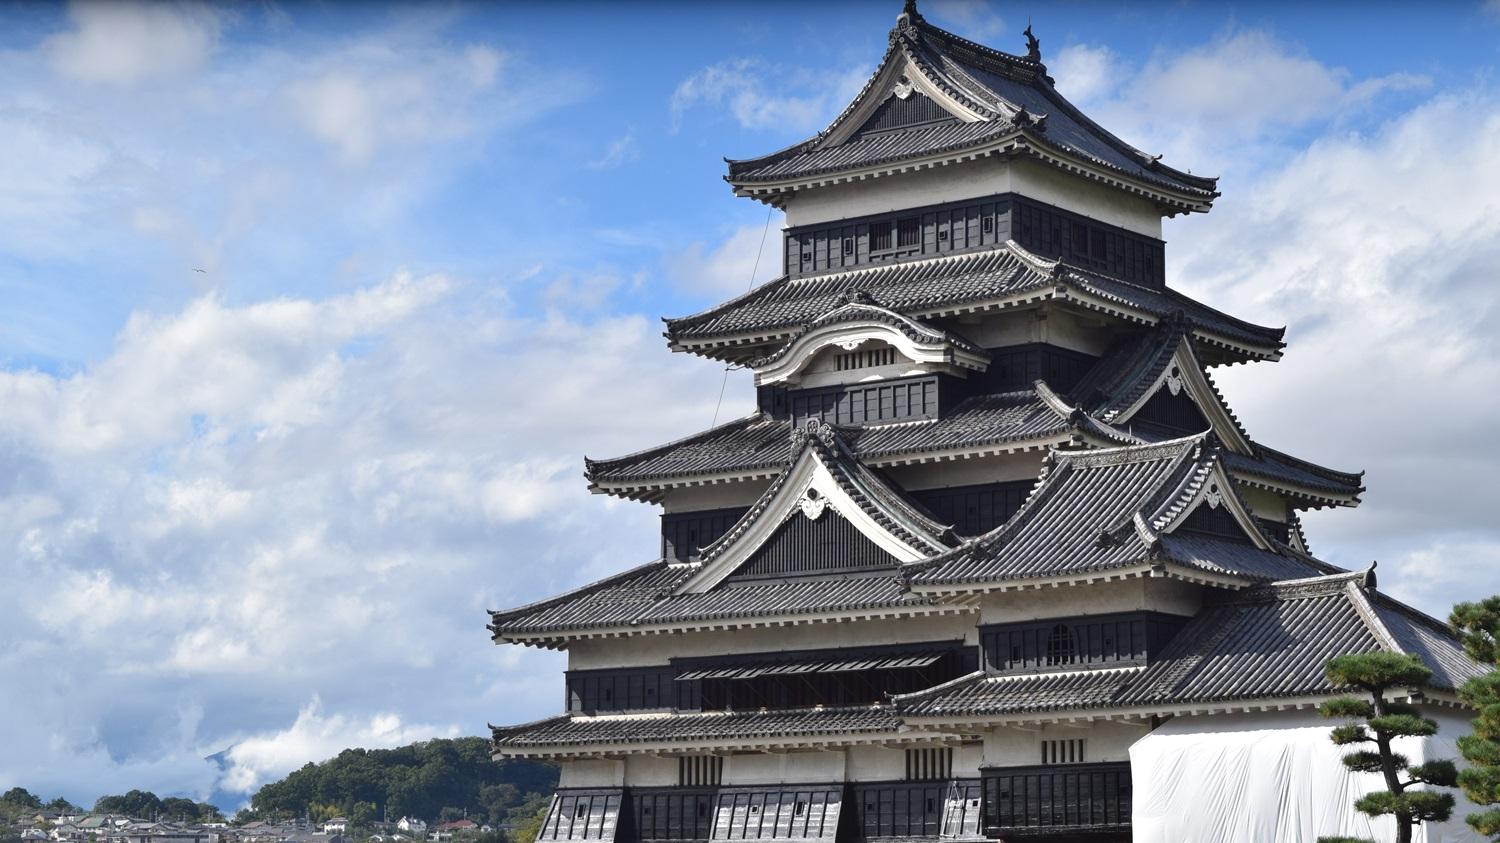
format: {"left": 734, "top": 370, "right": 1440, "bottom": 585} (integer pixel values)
{"left": 240, "top": 737, "right": 556, "bottom": 829}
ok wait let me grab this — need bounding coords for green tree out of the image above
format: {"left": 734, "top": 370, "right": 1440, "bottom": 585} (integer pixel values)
{"left": 1318, "top": 652, "right": 1457, "bottom": 843}
{"left": 506, "top": 799, "right": 550, "bottom": 843}
{"left": 1452, "top": 596, "right": 1500, "bottom": 837}
{"left": 94, "top": 790, "right": 165, "bottom": 820}
{"left": 0, "top": 790, "right": 41, "bottom": 811}
{"left": 42, "top": 799, "right": 80, "bottom": 815}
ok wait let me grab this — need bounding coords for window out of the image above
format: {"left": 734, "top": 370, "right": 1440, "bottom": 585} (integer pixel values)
{"left": 679, "top": 755, "right": 723, "bottom": 787}
{"left": 1045, "top": 624, "right": 1077, "bottom": 666}
{"left": 842, "top": 237, "right": 854, "bottom": 255}
{"left": 905, "top": 747, "right": 953, "bottom": 781}
{"left": 835, "top": 346, "right": 897, "bottom": 371}
{"left": 1041, "top": 738, "right": 1086, "bottom": 765}
{"left": 897, "top": 216, "right": 922, "bottom": 247}
{"left": 870, "top": 222, "right": 893, "bottom": 251}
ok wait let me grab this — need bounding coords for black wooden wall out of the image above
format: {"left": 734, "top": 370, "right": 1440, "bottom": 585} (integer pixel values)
{"left": 782, "top": 194, "right": 1165, "bottom": 289}
{"left": 662, "top": 507, "right": 749, "bottom": 561}
{"left": 982, "top": 762, "right": 1132, "bottom": 836}
{"left": 728, "top": 511, "right": 899, "bottom": 581}
{"left": 909, "top": 480, "right": 1035, "bottom": 537}
{"left": 979, "top": 612, "right": 1189, "bottom": 673}
{"left": 1122, "top": 387, "right": 1209, "bottom": 438}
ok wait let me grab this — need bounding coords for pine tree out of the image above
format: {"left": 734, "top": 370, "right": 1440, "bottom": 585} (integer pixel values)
{"left": 1451, "top": 596, "right": 1500, "bottom": 837}
{"left": 1318, "top": 652, "right": 1456, "bottom": 843}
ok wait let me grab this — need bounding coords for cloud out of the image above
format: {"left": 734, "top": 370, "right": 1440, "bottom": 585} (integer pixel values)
{"left": 286, "top": 43, "right": 511, "bottom": 166}
{"left": 1172, "top": 90, "right": 1500, "bottom": 613}
{"left": 587, "top": 131, "right": 640, "bottom": 170}
{"left": 218, "top": 698, "right": 459, "bottom": 795}
{"left": 44, "top": 0, "right": 223, "bottom": 86}
{"left": 1051, "top": 30, "right": 1430, "bottom": 175}
{"left": 666, "top": 218, "right": 786, "bottom": 296}
{"left": 1050, "top": 44, "right": 1116, "bottom": 107}
{"left": 670, "top": 59, "right": 869, "bottom": 133}
{"left": 0, "top": 271, "right": 736, "bottom": 804}
{"left": 927, "top": 0, "right": 1005, "bottom": 40}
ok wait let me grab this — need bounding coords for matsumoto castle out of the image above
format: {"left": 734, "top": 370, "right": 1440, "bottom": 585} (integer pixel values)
{"left": 489, "top": 5, "right": 1485, "bottom": 842}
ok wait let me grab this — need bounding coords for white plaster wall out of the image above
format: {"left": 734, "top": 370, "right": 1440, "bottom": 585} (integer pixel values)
{"left": 659, "top": 482, "right": 768, "bottom": 513}
{"left": 568, "top": 612, "right": 978, "bottom": 670}
{"left": 845, "top": 746, "right": 907, "bottom": 782}
{"left": 624, "top": 755, "right": 679, "bottom": 787}
{"left": 783, "top": 157, "right": 1163, "bottom": 238}
{"left": 953, "top": 742, "right": 983, "bottom": 778}
{"left": 977, "top": 577, "right": 1202, "bottom": 625}
{"left": 1238, "top": 486, "right": 1290, "bottom": 522}
{"left": 981, "top": 721, "right": 1147, "bottom": 767}
{"left": 945, "top": 309, "right": 1121, "bottom": 358}
{"left": 559, "top": 759, "right": 625, "bottom": 788}
{"left": 885, "top": 451, "right": 1045, "bottom": 491}
{"left": 724, "top": 751, "right": 846, "bottom": 784}
{"left": 1009, "top": 159, "right": 1164, "bottom": 238}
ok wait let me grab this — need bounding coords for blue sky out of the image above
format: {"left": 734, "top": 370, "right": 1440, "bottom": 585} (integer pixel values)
{"left": 3, "top": 0, "right": 1500, "bottom": 810}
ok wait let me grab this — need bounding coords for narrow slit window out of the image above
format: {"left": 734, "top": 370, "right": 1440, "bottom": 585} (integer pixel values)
{"left": 897, "top": 216, "right": 922, "bottom": 247}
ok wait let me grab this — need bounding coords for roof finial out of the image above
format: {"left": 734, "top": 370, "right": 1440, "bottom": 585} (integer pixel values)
{"left": 1023, "top": 23, "right": 1041, "bottom": 62}
{"left": 1364, "top": 560, "right": 1378, "bottom": 590}
{"left": 901, "top": 0, "right": 921, "bottom": 21}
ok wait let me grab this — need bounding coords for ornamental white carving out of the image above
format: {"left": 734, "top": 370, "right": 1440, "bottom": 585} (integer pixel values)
{"left": 799, "top": 488, "right": 828, "bottom": 520}
{"left": 835, "top": 338, "right": 867, "bottom": 350}
{"left": 893, "top": 76, "right": 914, "bottom": 99}
{"left": 1205, "top": 483, "right": 1223, "bottom": 509}
{"left": 1165, "top": 366, "right": 1184, "bottom": 397}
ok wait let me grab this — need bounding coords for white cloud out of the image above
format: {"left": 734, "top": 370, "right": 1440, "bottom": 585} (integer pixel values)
{"left": 928, "top": 0, "right": 1006, "bottom": 40}
{"left": 667, "top": 219, "right": 786, "bottom": 297}
{"left": 0, "top": 270, "right": 734, "bottom": 803}
{"left": 44, "top": 0, "right": 223, "bottom": 86}
{"left": 1053, "top": 30, "right": 1430, "bottom": 175}
{"left": 1050, "top": 44, "right": 1116, "bottom": 107}
{"left": 1172, "top": 90, "right": 1500, "bottom": 613}
{"left": 218, "top": 698, "right": 458, "bottom": 795}
{"left": 587, "top": 131, "right": 640, "bottom": 170}
{"left": 286, "top": 44, "right": 511, "bottom": 166}
{"left": 671, "top": 59, "right": 869, "bottom": 133}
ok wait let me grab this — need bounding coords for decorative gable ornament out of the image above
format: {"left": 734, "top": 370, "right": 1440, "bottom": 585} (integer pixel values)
{"left": 893, "top": 76, "right": 915, "bottom": 100}
{"left": 1165, "top": 365, "right": 1184, "bottom": 397}
{"left": 799, "top": 488, "right": 829, "bottom": 521}
{"left": 1205, "top": 483, "right": 1223, "bottom": 510}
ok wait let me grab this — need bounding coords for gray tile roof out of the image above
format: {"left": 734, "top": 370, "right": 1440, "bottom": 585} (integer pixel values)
{"left": 585, "top": 388, "right": 1071, "bottom": 489}
{"left": 694, "top": 421, "right": 955, "bottom": 564}
{"left": 492, "top": 706, "right": 904, "bottom": 749}
{"left": 490, "top": 568, "right": 945, "bottom": 640}
{"left": 907, "top": 434, "right": 1336, "bottom": 588}
{"left": 899, "top": 572, "right": 1485, "bottom": 719}
{"left": 725, "top": 12, "right": 1215, "bottom": 202}
{"left": 663, "top": 243, "right": 1283, "bottom": 356}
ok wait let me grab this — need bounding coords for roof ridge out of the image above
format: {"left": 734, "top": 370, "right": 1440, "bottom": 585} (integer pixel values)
{"left": 1344, "top": 579, "right": 1404, "bottom": 654}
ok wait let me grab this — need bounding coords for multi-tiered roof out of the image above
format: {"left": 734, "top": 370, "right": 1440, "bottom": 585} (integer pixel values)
{"left": 490, "top": 6, "right": 1480, "bottom": 841}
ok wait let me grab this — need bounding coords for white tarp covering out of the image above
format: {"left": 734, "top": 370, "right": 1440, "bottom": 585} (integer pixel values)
{"left": 1130, "top": 708, "right": 1481, "bottom": 843}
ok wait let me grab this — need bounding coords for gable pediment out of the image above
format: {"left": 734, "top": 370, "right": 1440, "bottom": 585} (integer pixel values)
{"left": 854, "top": 89, "right": 957, "bottom": 136}
{"left": 675, "top": 421, "right": 952, "bottom": 595}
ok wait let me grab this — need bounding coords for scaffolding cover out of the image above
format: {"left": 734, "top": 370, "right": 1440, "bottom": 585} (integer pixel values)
{"left": 1129, "top": 708, "right": 1481, "bottom": 843}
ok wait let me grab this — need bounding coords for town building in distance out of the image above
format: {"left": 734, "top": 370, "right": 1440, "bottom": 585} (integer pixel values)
{"left": 489, "top": 4, "right": 1485, "bottom": 841}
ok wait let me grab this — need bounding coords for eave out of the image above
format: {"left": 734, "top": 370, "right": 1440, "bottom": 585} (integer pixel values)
{"left": 727, "top": 131, "right": 1216, "bottom": 216}
{"left": 493, "top": 602, "right": 978, "bottom": 651}
{"left": 669, "top": 282, "right": 1283, "bottom": 366}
